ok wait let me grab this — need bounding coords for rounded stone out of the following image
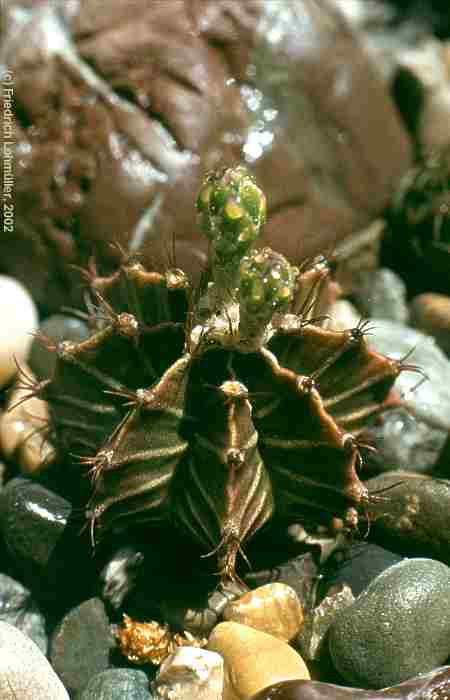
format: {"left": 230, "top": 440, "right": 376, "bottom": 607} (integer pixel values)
{"left": 29, "top": 313, "right": 90, "bottom": 380}
{"left": 328, "top": 558, "right": 450, "bottom": 688}
{"left": 366, "top": 471, "right": 450, "bottom": 564}
{"left": 78, "top": 668, "right": 153, "bottom": 700}
{"left": 222, "top": 583, "right": 304, "bottom": 642}
{"left": 0, "top": 621, "right": 69, "bottom": 699}
{"left": 318, "top": 543, "right": 403, "bottom": 600}
{"left": 0, "top": 275, "right": 38, "bottom": 388}
{"left": 410, "top": 293, "right": 450, "bottom": 355}
{"left": 50, "top": 597, "right": 115, "bottom": 696}
{"left": 0, "top": 573, "right": 47, "bottom": 654}
{"left": 249, "top": 666, "right": 450, "bottom": 700}
{"left": 208, "top": 621, "right": 310, "bottom": 700}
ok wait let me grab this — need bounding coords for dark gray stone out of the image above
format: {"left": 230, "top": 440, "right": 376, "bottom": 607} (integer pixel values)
{"left": 77, "top": 668, "right": 152, "bottom": 700}
{"left": 30, "top": 314, "right": 90, "bottom": 380}
{"left": 50, "top": 597, "right": 115, "bottom": 697}
{"left": 366, "top": 471, "right": 450, "bottom": 565}
{"left": 0, "top": 622, "right": 69, "bottom": 699}
{"left": 319, "top": 543, "right": 403, "bottom": 600}
{"left": 328, "top": 558, "right": 450, "bottom": 688}
{"left": 0, "top": 478, "right": 94, "bottom": 606}
{"left": 0, "top": 573, "right": 47, "bottom": 654}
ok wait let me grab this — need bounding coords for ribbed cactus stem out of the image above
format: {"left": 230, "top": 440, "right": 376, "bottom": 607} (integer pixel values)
{"left": 196, "top": 166, "right": 266, "bottom": 306}
{"left": 239, "top": 248, "right": 298, "bottom": 347}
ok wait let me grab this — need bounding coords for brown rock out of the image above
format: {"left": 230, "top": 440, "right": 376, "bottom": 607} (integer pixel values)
{"left": 208, "top": 621, "right": 310, "bottom": 700}
{"left": 222, "top": 583, "right": 304, "bottom": 642}
{"left": 2, "top": 0, "right": 411, "bottom": 310}
{"left": 410, "top": 293, "right": 450, "bottom": 354}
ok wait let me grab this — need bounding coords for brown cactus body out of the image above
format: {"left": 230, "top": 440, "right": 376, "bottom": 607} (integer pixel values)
{"left": 27, "top": 167, "right": 415, "bottom": 582}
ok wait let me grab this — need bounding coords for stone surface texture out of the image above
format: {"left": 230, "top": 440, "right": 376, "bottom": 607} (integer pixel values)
{"left": 0, "top": 276, "right": 38, "bottom": 388}
{"left": 328, "top": 558, "right": 450, "bottom": 688}
{"left": 0, "top": 621, "right": 69, "bottom": 699}
{"left": 222, "top": 583, "right": 304, "bottom": 642}
{"left": 1, "top": 0, "right": 411, "bottom": 310}
{"left": 208, "top": 621, "right": 310, "bottom": 700}
{"left": 153, "top": 647, "right": 224, "bottom": 700}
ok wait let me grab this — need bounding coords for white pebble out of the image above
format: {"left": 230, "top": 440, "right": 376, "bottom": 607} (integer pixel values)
{"left": 0, "top": 622, "right": 69, "bottom": 699}
{"left": 0, "top": 276, "right": 38, "bottom": 388}
{"left": 153, "top": 647, "right": 224, "bottom": 700}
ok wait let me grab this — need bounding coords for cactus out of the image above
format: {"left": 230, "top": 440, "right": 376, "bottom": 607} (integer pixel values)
{"left": 24, "top": 167, "right": 418, "bottom": 583}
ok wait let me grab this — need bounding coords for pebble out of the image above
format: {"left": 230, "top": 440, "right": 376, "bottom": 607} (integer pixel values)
{"left": 367, "top": 407, "right": 447, "bottom": 475}
{"left": 159, "top": 580, "right": 246, "bottom": 638}
{"left": 153, "top": 647, "right": 224, "bottom": 700}
{"left": 368, "top": 319, "right": 450, "bottom": 431}
{"left": 366, "top": 471, "right": 450, "bottom": 564}
{"left": 207, "top": 622, "right": 310, "bottom": 700}
{"left": 0, "top": 621, "right": 69, "bottom": 699}
{"left": 0, "top": 366, "right": 55, "bottom": 474}
{"left": 0, "top": 275, "right": 38, "bottom": 389}
{"left": 50, "top": 597, "right": 115, "bottom": 696}
{"left": 222, "top": 583, "right": 304, "bottom": 643}
{"left": 356, "top": 268, "right": 409, "bottom": 324}
{"left": 0, "top": 477, "right": 94, "bottom": 605}
{"left": 410, "top": 293, "right": 450, "bottom": 355}
{"left": 328, "top": 558, "right": 450, "bottom": 688}
{"left": 78, "top": 668, "right": 153, "bottom": 700}
{"left": 318, "top": 543, "right": 403, "bottom": 600}
{"left": 0, "top": 572, "right": 47, "bottom": 654}
{"left": 297, "top": 584, "right": 354, "bottom": 662}
{"left": 249, "top": 665, "right": 450, "bottom": 700}
{"left": 29, "top": 313, "right": 90, "bottom": 380}
{"left": 245, "top": 553, "right": 319, "bottom": 618}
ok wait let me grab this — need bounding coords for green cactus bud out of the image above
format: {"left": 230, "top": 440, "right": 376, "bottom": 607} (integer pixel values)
{"left": 196, "top": 166, "right": 266, "bottom": 266}
{"left": 239, "top": 248, "right": 298, "bottom": 345}
{"left": 240, "top": 248, "right": 297, "bottom": 312}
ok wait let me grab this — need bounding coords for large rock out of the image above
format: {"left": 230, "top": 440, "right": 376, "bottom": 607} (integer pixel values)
{"left": 1, "top": 0, "right": 411, "bottom": 310}
{"left": 328, "top": 558, "right": 450, "bottom": 688}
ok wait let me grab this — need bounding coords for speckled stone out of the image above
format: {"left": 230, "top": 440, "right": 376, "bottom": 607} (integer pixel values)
{"left": 50, "top": 597, "right": 115, "bottom": 696}
{"left": 208, "top": 622, "right": 310, "bottom": 700}
{"left": 0, "top": 275, "right": 38, "bottom": 389}
{"left": 78, "top": 668, "right": 153, "bottom": 700}
{"left": 153, "top": 647, "right": 224, "bottom": 700}
{"left": 0, "top": 622, "right": 69, "bottom": 699}
{"left": 223, "top": 583, "right": 304, "bottom": 642}
{"left": 328, "top": 558, "right": 450, "bottom": 688}
{"left": 366, "top": 471, "right": 450, "bottom": 564}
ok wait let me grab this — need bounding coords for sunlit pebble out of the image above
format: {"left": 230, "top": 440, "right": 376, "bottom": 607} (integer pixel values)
{"left": 0, "top": 276, "right": 38, "bottom": 389}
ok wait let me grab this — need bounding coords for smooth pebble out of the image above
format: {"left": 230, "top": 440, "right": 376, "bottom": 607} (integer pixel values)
{"left": 0, "top": 275, "right": 38, "bottom": 389}
{"left": 223, "top": 583, "right": 304, "bottom": 642}
{"left": 328, "top": 558, "right": 450, "bottom": 688}
{"left": 78, "top": 668, "right": 153, "bottom": 699}
{"left": 0, "top": 621, "right": 69, "bottom": 699}
{"left": 208, "top": 621, "right": 310, "bottom": 700}
{"left": 153, "top": 647, "right": 224, "bottom": 700}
